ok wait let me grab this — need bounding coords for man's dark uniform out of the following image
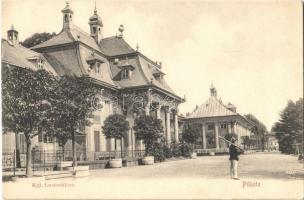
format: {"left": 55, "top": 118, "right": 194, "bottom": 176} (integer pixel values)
{"left": 229, "top": 141, "right": 243, "bottom": 179}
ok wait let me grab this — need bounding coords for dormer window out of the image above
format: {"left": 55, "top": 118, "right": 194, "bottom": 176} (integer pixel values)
{"left": 153, "top": 71, "right": 165, "bottom": 82}
{"left": 86, "top": 52, "right": 104, "bottom": 75}
{"left": 27, "top": 56, "right": 44, "bottom": 69}
{"left": 118, "top": 58, "right": 135, "bottom": 80}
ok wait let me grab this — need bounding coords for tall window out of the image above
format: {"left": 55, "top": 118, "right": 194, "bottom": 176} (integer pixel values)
{"left": 220, "top": 123, "right": 227, "bottom": 129}
{"left": 37, "top": 59, "right": 44, "bottom": 69}
{"left": 95, "top": 63, "right": 100, "bottom": 74}
{"left": 94, "top": 131, "right": 100, "bottom": 152}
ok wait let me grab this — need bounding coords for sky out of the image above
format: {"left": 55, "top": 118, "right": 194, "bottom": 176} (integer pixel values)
{"left": 1, "top": 0, "right": 303, "bottom": 130}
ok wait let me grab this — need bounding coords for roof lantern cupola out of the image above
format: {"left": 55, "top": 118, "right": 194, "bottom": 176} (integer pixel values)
{"left": 7, "top": 25, "right": 19, "bottom": 46}
{"left": 210, "top": 83, "right": 217, "bottom": 97}
{"left": 89, "top": 1, "right": 103, "bottom": 43}
{"left": 62, "top": 2, "right": 74, "bottom": 30}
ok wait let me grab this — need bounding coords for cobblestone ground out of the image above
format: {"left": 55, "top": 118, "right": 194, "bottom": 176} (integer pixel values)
{"left": 3, "top": 152, "right": 304, "bottom": 199}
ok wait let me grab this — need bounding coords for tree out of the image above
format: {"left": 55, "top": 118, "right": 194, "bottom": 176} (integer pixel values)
{"left": 241, "top": 136, "right": 250, "bottom": 149}
{"left": 272, "top": 99, "right": 303, "bottom": 154}
{"left": 244, "top": 114, "right": 268, "bottom": 150}
{"left": 21, "top": 32, "right": 56, "bottom": 48}
{"left": 55, "top": 131, "right": 71, "bottom": 160}
{"left": 181, "top": 123, "right": 201, "bottom": 145}
{"left": 133, "top": 115, "right": 163, "bottom": 156}
{"left": 102, "top": 114, "right": 130, "bottom": 158}
{"left": 2, "top": 67, "right": 57, "bottom": 177}
{"left": 51, "top": 75, "right": 100, "bottom": 167}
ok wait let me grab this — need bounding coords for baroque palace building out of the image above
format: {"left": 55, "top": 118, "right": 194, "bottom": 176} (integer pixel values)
{"left": 185, "top": 85, "right": 255, "bottom": 151}
{"left": 2, "top": 2, "right": 184, "bottom": 161}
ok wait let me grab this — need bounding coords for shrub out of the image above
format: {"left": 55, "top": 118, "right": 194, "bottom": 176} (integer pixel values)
{"left": 163, "top": 144, "right": 172, "bottom": 158}
{"left": 150, "top": 142, "right": 166, "bottom": 162}
{"left": 149, "top": 137, "right": 168, "bottom": 162}
{"left": 180, "top": 142, "right": 194, "bottom": 158}
{"left": 171, "top": 142, "right": 181, "bottom": 157}
{"left": 133, "top": 115, "right": 163, "bottom": 156}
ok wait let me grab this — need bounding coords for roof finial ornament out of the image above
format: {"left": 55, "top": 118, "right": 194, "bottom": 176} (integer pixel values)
{"left": 136, "top": 43, "right": 139, "bottom": 52}
{"left": 118, "top": 24, "right": 124, "bottom": 37}
{"left": 210, "top": 83, "right": 217, "bottom": 97}
{"left": 94, "top": 0, "right": 97, "bottom": 14}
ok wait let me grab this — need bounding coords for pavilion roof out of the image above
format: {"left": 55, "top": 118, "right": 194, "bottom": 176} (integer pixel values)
{"left": 187, "top": 96, "right": 237, "bottom": 119}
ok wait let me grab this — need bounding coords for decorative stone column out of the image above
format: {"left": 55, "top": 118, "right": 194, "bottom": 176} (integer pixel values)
{"left": 202, "top": 123, "right": 206, "bottom": 149}
{"left": 165, "top": 107, "right": 171, "bottom": 145}
{"left": 128, "top": 129, "right": 132, "bottom": 151}
{"left": 228, "top": 123, "right": 232, "bottom": 134}
{"left": 173, "top": 109, "right": 179, "bottom": 143}
{"left": 215, "top": 123, "right": 219, "bottom": 149}
{"left": 234, "top": 122, "right": 240, "bottom": 141}
{"left": 156, "top": 104, "right": 161, "bottom": 119}
{"left": 145, "top": 102, "right": 150, "bottom": 116}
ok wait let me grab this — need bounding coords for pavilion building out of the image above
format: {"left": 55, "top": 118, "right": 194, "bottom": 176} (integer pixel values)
{"left": 185, "top": 85, "right": 254, "bottom": 152}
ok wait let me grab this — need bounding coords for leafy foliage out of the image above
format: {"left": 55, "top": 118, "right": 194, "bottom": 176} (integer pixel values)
{"left": 51, "top": 75, "right": 100, "bottom": 166}
{"left": 272, "top": 99, "right": 303, "bottom": 154}
{"left": 179, "top": 141, "right": 194, "bottom": 158}
{"left": 170, "top": 141, "right": 182, "bottom": 157}
{"left": 150, "top": 137, "right": 167, "bottom": 162}
{"left": 2, "top": 66, "right": 57, "bottom": 176}
{"left": 133, "top": 115, "right": 163, "bottom": 156}
{"left": 102, "top": 114, "right": 130, "bottom": 157}
{"left": 182, "top": 123, "right": 201, "bottom": 144}
{"left": 241, "top": 136, "right": 251, "bottom": 149}
{"left": 102, "top": 114, "right": 130, "bottom": 140}
{"left": 21, "top": 32, "right": 56, "bottom": 48}
{"left": 244, "top": 114, "right": 268, "bottom": 150}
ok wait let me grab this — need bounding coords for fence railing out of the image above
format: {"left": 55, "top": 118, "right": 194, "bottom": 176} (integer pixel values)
{"left": 2, "top": 149, "right": 146, "bottom": 173}
{"left": 194, "top": 148, "right": 229, "bottom": 154}
{"left": 93, "top": 150, "right": 145, "bottom": 160}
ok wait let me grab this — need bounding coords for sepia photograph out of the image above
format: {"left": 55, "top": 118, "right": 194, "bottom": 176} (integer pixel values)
{"left": 1, "top": 0, "right": 303, "bottom": 199}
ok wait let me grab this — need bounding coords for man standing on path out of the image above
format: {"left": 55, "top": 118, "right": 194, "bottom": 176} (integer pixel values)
{"left": 229, "top": 137, "right": 244, "bottom": 180}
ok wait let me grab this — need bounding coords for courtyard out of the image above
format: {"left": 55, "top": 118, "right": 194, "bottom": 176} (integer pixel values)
{"left": 3, "top": 152, "right": 304, "bottom": 199}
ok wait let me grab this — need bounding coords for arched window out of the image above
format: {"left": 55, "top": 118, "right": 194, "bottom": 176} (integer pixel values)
{"left": 93, "top": 27, "right": 96, "bottom": 34}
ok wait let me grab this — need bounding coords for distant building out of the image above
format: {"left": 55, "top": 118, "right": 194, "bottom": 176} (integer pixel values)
{"left": 266, "top": 133, "right": 279, "bottom": 151}
{"left": 185, "top": 85, "right": 255, "bottom": 150}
